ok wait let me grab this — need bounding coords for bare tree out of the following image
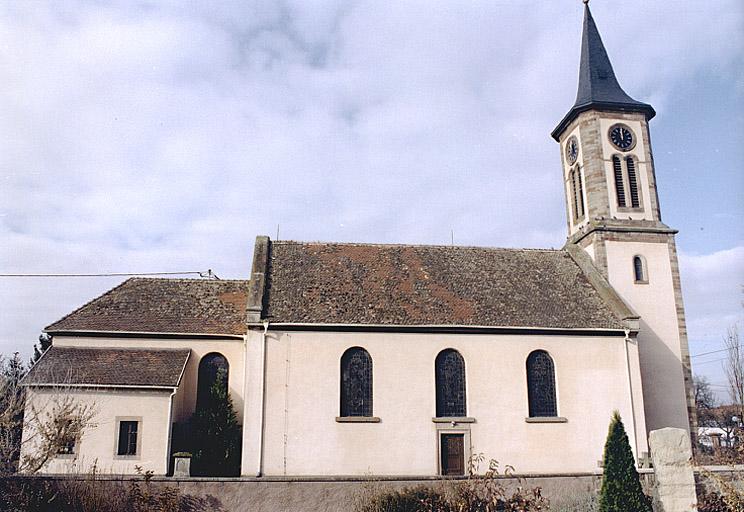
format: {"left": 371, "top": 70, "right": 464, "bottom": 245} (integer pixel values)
{"left": 695, "top": 375, "right": 717, "bottom": 427}
{"left": 18, "top": 390, "right": 97, "bottom": 474}
{"left": 1, "top": 355, "right": 97, "bottom": 475}
{"left": 0, "top": 353, "right": 25, "bottom": 474}
{"left": 724, "top": 325, "right": 744, "bottom": 423}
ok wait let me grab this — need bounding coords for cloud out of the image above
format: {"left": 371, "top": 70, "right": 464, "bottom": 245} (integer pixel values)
{"left": 1, "top": 1, "right": 742, "bottom": 357}
{"left": 681, "top": 246, "right": 744, "bottom": 342}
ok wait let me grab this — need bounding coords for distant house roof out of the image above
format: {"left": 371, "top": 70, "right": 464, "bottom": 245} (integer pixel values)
{"left": 261, "top": 241, "right": 625, "bottom": 330}
{"left": 22, "top": 347, "right": 190, "bottom": 388}
{"left": 45, "top": 278, "right": 249, "bottom": 336}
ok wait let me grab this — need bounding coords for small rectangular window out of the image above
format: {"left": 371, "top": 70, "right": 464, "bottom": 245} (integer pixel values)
{"left": 56, "top": 418, "right": 76, "bottom": 455}
{"left": 117, "top": 420, "right": 139, "bottom": 456}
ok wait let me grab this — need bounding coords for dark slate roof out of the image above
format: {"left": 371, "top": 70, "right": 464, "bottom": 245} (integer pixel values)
{"left": 552, "top": 5, "right": 655, "bottom": 140}
{"left": 263, "top": 241, "right": 624, "bottom": 330}
{"left": 22, "top": 347, "right": 190, "bottom": 388}
{"left": 45, "top": 278, "right": 249, "bottom": 336}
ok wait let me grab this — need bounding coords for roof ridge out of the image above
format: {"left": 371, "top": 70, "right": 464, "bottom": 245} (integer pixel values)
{"left": 272, "top": 240, "right": 563, "bottom": 252}
{"left": 44, "top": 278, "right": 135, "bottom": 332}
{"left": 127, "top": 277, "right": 249, "bottom": 282}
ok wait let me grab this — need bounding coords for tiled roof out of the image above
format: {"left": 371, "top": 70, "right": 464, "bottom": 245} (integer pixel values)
{"left": 263, "top": 242, "right": 625, "bottom": 330}
{"left": 45, "top": 278, "right": 249, "bottom": 336}
{"left": 22, "top": 347, "right": 190, "bottom": 388}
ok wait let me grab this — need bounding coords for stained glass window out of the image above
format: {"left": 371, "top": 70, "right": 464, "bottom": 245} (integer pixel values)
{"left": 527, "top": 350, "right": 557, "bottom": 417}
{"left": 435, "top": 349, "right": 466, "bottom": 417}
{"left": 340, "top": 347, "right": 373, "bottom": 417}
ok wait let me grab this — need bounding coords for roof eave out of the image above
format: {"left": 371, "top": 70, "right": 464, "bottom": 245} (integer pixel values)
{"left": 551, "top": 101, "right": 657, "bottom": 141}
{"left": 22, "top": 383, "right": 179, "bottom": 391}
{"left": 43, "top": 329, "right": 245, "bottom": 340}
{"left": 248, "top": 322, "right": 627, "bottom": 336}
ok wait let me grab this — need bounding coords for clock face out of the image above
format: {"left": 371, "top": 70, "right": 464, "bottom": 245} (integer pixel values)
{"left": 565, "top": 136, "right": 579, "bottom": 165}
{"left": 609, "top": 124, "right": 635, "bottom": 151}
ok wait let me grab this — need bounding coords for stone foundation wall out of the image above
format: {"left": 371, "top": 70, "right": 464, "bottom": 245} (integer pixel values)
{"left": 4, "top": 474, "right": 611, "bottom": 512}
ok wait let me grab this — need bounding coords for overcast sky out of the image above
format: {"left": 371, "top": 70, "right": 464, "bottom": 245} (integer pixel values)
{"left": 1, "top": 1, "right": 742, "bottom": 397}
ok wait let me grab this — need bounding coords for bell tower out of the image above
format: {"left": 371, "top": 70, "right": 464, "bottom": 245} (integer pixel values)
{"left": 553, "top": 2, "right": 696, "bottom": 435}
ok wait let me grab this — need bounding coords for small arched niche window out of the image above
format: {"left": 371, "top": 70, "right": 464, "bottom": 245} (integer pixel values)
{"left": 340, "top": 347, "right": 373, "bottom": 417}
{"left": 435, "top": 349, "right": 467, "bottom": 417}
{"left": 526, "top": 350, "right": 557, "bottom": 418}
{"left": 197, "top": 353, "right": 229, "bottom": 410}
{"left": 633, "top": 255, "right": 648, "bottom": 284}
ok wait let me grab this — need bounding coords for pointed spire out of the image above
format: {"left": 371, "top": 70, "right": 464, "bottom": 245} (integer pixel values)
{"left": 552, "top": 4, "right": 655, "bottom": 141}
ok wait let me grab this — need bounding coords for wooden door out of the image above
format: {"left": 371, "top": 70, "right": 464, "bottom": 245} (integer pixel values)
{"left": 441, "top": 434, "right": 465, "bottom": 476}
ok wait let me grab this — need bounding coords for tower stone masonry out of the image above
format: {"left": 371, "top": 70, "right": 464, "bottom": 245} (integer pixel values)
{"left": 553, "top": 4, "right": 696, "bottom": 435}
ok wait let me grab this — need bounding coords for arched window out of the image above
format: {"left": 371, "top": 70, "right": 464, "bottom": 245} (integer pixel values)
{"left": 197, "top": 353, "right": 229, "bottom": 410}
{"left": 340, "top": 347, "right": 373, "bottom": 417}
{"left": 435, "top": 349, "right": 466, "bottom": 417}
{"left": 633, "top": 255, "right": 647, "bottom": 283}
{"left": 526, "top": 350, "right": 557, "bottom": 417}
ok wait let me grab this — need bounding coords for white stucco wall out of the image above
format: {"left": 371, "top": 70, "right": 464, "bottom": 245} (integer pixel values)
{"left": 22, "top": 387, "right": 174, "bottom": 475}
{"left": 605, "top": 241, "right": 690, "bottom": 432}
{"left": 51, "top": 335, "right": 246, "bottom": 422}
{"left": 242, "top": 329, "right": 647, "bottom": 477}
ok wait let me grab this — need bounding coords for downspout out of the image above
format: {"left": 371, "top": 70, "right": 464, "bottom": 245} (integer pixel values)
{"left": 241, "top": 332, "right": 249, "bottom": 475}
{"left": 256, "top": 321, "right": 269, "bottom": 477}
{"left": 624, "top": 328, "right": 640, "bottom": 461}
{"left": 165, "top": 387, "right": 177, "bottom": 475}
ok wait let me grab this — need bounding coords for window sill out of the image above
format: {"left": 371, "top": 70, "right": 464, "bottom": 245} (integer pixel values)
{"left": 114, "top": 455, "right": 141, "bottom": 460}
{"left": 525, "top": 417, "right": 568, "bottom": 423}
{"left": 335, "top": 416, "right": 381, "bottom": 423}
{"left": 432, "top": 417, "right": 476, "bottom": 424}
{"left": 634, "top": 280, "right": 649, "bottom": 285}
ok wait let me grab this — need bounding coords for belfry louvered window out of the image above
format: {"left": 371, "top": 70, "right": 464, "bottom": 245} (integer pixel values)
{"left": 626, "top": 157, "right": 640, "bottom": 208}
{"left": 340, "top": 347, "right": 373, "bottom": 417}
{"left": 526, "top": 350, "right": 557, "bottom": 417}
{"left": 612, "top": 155, "right": 642, "bottom": 210}
{"left": 435, "top": 349, "right": 467, "bottom": 417}
{"left": 570, "top": 167, "right": 585, "bottom": 221}
{"left": 612, "top": 155, "right": 626, "bottom": 207}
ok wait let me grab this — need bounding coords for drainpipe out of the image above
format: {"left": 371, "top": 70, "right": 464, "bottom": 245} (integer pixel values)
{"left": 165, "top": 387, "right": 177, "bottom": 475}
{"left": 256, "top": 321, "right": 269, "bottom": 477}
{"left": 241, "top": 332, "right": 249, "bottom": 475}
{"left": 624, "top": 328, "right": 640, "bottom": 461}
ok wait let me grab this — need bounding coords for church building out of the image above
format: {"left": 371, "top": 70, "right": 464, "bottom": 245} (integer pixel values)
{"left": 21, "top": 4, "right": 694, "bottom": 477}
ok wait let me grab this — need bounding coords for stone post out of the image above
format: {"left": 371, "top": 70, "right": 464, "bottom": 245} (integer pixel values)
{"left": 648, "top": 428, "right": 697, "bottom": 512}
{"left": 173, "top": 452, "right": 192, "bottom": 477}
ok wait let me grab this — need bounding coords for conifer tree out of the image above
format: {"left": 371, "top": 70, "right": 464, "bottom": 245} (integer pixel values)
{"left": 190, "top": 369, "right": 242, "bottom": 476}
{"left": 599, "top": 411, "right": 652, "bottom": 512}
{"left": 31, "top": 334, "right": 52, "bottom": 364}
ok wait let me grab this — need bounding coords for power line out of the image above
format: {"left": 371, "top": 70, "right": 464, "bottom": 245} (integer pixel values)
{"left": 691, "top": 345, "right": 744, "bottom": 359}
{"left": 0, "top": 270, "right": 218, "bottom": 279}
{"left": 692, "top": 357, "right": 728, "bottom": 366}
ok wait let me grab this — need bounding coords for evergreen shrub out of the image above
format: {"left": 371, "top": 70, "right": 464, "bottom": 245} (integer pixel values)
{"left": 598, "top": 411, "right": 651, "bottom": 512}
